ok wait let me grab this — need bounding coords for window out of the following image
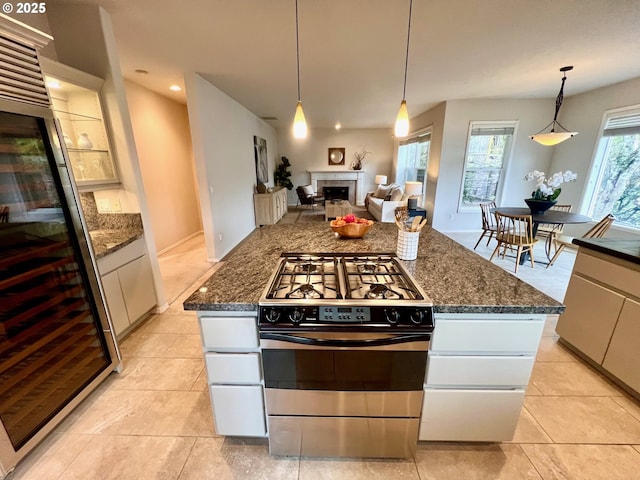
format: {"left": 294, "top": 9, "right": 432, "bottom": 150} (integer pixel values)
{"left": 585, "top": 108, "right": 640, "bottom": 230}
{"left": 459, "top": 122, "right": 516, "bottom": 210}
{"left": 396, "top": 128, "right": 430, "bottom": 197}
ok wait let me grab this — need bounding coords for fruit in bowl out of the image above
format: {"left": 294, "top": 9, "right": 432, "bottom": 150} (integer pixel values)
{"left": 330, "top": 215, "right": 374, "bottom": 238}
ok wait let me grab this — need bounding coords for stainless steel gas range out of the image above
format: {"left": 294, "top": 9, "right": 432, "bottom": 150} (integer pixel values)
{"left": 258, "top": 253, "right": 434, "bottom": 458}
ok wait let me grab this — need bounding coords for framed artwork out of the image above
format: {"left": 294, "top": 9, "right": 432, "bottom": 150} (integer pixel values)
{"left": 254, "top": 136, "right": 268, "bottom": 185}
{"left": 328, "top": 147, "right": 345, "bottom": 166}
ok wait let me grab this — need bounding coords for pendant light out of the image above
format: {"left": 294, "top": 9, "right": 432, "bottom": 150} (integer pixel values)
{"left": 395, "top": 0, "right": 413, "bottom": 138}
{"left": 530, "top": 66, "right": 578, "bottom": 146}
{"left": 292, "top": 0, "right": 307, "bottom": 138}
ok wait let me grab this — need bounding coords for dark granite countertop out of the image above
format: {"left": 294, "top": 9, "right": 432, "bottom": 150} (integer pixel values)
{"left": 89, "top": 228, "right": 144, "bottom": 259}
{"left": 183, "top": 223, "right": 563, "bottom": 315}
{"left": 573, "top": 238, "right": 640, "bottom": 266}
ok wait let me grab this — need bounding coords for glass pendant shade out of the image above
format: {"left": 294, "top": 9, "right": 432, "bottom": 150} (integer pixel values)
{"left": 293, "top": 101, "right": 307, "bottom": 139}
{"left": 530, "top": 130, "right": 577, "bottom": 146}
{"left": 395, "top": 100, "right": 410, "bottom": 137}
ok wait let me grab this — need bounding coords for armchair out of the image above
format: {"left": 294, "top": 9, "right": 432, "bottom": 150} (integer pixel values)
{"left": 296, "top": 185, "right": 325, "bottom": 212}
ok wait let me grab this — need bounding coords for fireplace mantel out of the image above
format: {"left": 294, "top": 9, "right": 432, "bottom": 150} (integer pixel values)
{"left": 308, "top": 170, "right": 366, "bottom": 206}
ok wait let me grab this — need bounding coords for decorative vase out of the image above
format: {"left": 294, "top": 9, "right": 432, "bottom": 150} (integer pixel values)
{"left": 63, "top": 134, "right": 74, "bottom": 148}
{"left": 77, "top": 133, "right": 93, "bottom": 149}
{"left": 524, "top": 198, "right": 557, "bottom": 214}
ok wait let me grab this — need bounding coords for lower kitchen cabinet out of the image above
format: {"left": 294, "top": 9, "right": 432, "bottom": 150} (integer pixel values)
{"left": 557, "top": 275, "right": 625, "bottom": 363}
{"left": 557, "top": 247, "right": 640, "bottom": 396}
{"left": 602, "top": 298, "right": 640, "bottom": 392}
{"left": 420, "top": 313, "right": 545, "bottom": 442}
{"left": 420, "top": 389, "right": 525, "bottom": 441}
{"left": 210, "top": 385, "right": 266, "bottom": 436}
{"left": 97, "top": 238, "right": 156, "bottom": 339}
{"left": 197, "top": 312, "right": 267, "bottom": 437}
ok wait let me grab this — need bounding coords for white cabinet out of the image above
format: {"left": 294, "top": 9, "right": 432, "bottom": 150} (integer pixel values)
{"left": 198, "top": 312, "right": 267, "bottom": 437}
{"left": 557, "top": 248, "right": 640, "bottom": 395}
{"left": 210, "top": 385, "right": 266, "bottom": 436}
{"left": 603, "top": 298, "right": 640, "bottom": 392}
{"left": 254, "top": 187, "right": 288, "bottom": 226}
{"left": 97, "top": 238, "right": 156, "bottom": 338}
{"left": 420, "top": 313, "right": 545, "bottom": 442}
{"left": 41, "top": 58, "right": 119, "bottom": 189}
{"left": 421, "top": 389, "right": 525, "bottom": 442}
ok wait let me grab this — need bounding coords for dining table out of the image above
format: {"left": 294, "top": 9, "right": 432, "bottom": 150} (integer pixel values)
{"left": 493, "top": 207, "right": 592, "bottom": 264}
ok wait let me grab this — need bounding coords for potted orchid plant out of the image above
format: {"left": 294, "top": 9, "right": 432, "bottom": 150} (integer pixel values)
{"left": 524, "top": 170, "right": 577, "bottom": 213}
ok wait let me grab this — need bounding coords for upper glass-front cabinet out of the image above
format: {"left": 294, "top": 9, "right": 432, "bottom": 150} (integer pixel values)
{"left": 40, "top": 58, "right": 119, "bottom": 189}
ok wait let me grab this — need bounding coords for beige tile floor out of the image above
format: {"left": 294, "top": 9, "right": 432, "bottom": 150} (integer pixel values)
{"left": 7, "top": 231, "right": 640, "bottom": 479}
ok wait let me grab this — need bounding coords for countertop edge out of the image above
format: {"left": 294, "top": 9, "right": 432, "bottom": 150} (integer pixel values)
{"left": 573, "top": 238, "right": 640, "bottom": 266}
{"left": 183, "top": 302, "right": 564, "bottom": 315}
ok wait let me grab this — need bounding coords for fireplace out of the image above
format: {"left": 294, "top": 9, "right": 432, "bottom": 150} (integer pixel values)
{"left": 323, "top": 186, "right": 349, "bottom": 202}
{"left": 309, "top": 171, "right": 366, "bottom": 206}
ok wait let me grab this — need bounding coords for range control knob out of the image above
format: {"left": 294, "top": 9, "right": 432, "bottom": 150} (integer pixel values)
{"left": 410, "top": 310, "right": 424, "bottom": 325}
{"left": 384, "top": 308, "right": 400, "bottom": 325}
{"left": 265, "top": 308, "right": 280, "bottom": 323}
{"left": 289, "top": 309, "right": 305, "bottom": 324}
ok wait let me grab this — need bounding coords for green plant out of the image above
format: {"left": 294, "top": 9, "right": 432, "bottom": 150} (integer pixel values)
{"left": 274, "top": 156, "right": 293, "bottom": 190}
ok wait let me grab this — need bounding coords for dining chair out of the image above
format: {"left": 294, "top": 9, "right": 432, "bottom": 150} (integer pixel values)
{"left": 535, "top": 204, "right": 572, "bottom": 259}
{"left": 490, "top": 212, "right": 538, "bottom": 273}
{"left": 0, "top": 205, "right": 8, "bottom": 223}
{"left": 473, "top": 201, "right": 498, "bottom": 250}
{"left": 546, "top": 214, "right": 615, "bottom": 267}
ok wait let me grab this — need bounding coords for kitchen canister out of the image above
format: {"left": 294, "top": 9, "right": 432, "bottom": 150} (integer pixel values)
{"left": 396, "top": 229, "right": 420, "bottom": 260}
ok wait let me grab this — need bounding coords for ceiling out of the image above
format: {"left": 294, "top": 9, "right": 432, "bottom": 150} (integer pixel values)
{"left": 49, "top": 0, "right": 640, "bottom": 129}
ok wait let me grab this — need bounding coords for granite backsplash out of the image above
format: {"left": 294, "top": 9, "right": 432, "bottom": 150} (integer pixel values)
{"left": 80, "top": 193, "right": 143, "bottom": 231}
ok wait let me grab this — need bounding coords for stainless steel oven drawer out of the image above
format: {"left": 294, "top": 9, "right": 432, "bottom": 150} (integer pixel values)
{"left": 268, "top": 416, "right": 419, "bottom": 458}
{"left": 265, "top": 389, "right": 423, "bottom": 417}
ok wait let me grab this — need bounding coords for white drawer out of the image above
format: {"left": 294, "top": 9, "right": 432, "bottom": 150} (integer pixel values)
{"left": 200, "top": 316, "right": 258, "bottom": 349}
{"left": 426, "top": 354, "right": 535, "bottom": 387}
{"left": 431, "top": 317, "right": 544, "bottom": 354}
{"left": 419, "top": 388, "right": 524, "bottom": 441}
{"left": 205, "top": 353, "right": 262, "bottom": 384}
{"left": 210, "top": 385, "right": 266, "bottom": 437}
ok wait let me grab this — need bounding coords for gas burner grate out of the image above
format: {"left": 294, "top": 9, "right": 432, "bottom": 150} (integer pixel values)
{"left": 266, "top": 255, "right": 341, "bottom": 300}
{"left": 365, "top": 283, "right": 404, "bottom": 299}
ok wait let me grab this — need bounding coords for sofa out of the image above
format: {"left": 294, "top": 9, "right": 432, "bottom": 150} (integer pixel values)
{"left": 366, "top": 183, "right": 408, "bottom": 222}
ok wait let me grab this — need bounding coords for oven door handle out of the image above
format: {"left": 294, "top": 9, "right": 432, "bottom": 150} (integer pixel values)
{"left": 259, "top": 332, "right": 430, "bottom": 348}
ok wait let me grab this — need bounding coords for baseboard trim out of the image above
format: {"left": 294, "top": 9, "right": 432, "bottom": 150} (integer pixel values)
{"left": 157, "top": 230, "right": 204, "bottom": 256}
{"left": 154, "top": 303, "right": 169, "bottom": 314}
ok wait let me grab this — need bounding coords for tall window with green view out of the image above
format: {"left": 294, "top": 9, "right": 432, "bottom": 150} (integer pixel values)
{"left": 587, "top": 109, "right": 640, "bottom": 229}
{"left": 459, "top": 122, "right": 516, "bottom": 210}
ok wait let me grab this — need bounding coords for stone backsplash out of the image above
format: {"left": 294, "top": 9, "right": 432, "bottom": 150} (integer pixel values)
{"left": 79, "top": 193, "right": 143, "bottom": 231}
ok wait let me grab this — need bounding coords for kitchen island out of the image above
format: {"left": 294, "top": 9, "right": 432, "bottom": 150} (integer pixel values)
{"left": 556, "top": 237, "right": 640, "bottom": 398}
{"left": 183, "top": 223, "right": 564, "bottom": 451}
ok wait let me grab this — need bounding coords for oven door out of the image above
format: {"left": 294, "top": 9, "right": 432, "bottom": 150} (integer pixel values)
{"left": 260, "top": 331, "right": 429, "bottom": 458}
{"left": 260, "top": 331, "right": 429, "bottom": 393}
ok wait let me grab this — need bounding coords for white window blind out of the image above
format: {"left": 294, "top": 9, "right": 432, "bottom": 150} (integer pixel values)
{"left": 602, "top": 112, "right": 640, "bottom": 137}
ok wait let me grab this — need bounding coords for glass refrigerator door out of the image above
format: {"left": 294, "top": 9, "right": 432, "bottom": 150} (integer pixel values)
{"left": 0, "top": 111, "right": 113, "bottom": 450}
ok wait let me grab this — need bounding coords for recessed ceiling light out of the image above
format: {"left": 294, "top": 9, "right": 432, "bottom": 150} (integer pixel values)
{"left": 46, "top": 78, "right": 61, "bottom": 89}
{"left": 335, "top": 123, "right": 341, "bottom": 130}
{"left": 169, "top": 85, "right": 182, "bottom": 92}
{"left": 135, "top": 69, "right": 148, "bottom": 74}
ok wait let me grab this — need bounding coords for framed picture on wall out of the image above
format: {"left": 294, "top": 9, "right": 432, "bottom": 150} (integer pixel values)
{"left": 328, "top": 147, "right": 345, "bottom": 166}
{"left": 254, "top": 136, "right": 268, "bottom": 185}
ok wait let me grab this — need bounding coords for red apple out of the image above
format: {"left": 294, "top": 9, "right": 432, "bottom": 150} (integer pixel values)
{"left": 343, "top": 214, "right": 356, "bottom": 223}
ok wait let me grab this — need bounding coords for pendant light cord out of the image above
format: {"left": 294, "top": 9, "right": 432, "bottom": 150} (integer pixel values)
{"left": 295, "top": 0, "right": 301, "bottom": 102}
{"left": 402, "top": 0, "right": 413, "bottom": 100}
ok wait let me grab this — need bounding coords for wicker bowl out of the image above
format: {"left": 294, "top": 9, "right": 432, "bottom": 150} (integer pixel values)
{"left": 330, "top": 218, "right": 374, "bottom": 238}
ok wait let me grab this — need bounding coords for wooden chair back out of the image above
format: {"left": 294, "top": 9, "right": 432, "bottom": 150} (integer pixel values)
{"left": 583, "top": 213, "right": 615, "bottom": 238}
{"left": 480, "top": 202, "right": 497, "bottom": 230}
{"left": 491, "top": 212, "right": 537, "bottom": 272}
{"left": 0, "top": 205, "right": 8, "bottom": 223}
{"left": 495, "top": 212, "right": 535, "bottom": 246}
{"left": 537, "top": 204, "right": 572, "bottom": 235}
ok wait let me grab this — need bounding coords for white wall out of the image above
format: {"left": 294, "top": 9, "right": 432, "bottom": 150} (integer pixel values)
{"left": 407, "top": 102, "right": 446, "bottom": 224}
{"left": 550, "top": 76, "right": 640, "bottom": 239}
{"left": 416, "top": 99, "right": 554, "bottom": 231}
{"left": 277, "top": 128, "right": 395, "bottom": 205}
{"left": 185, "top": 73, "right": 278, "bottom": 261}
{"left": 124, "top": 80, "right": 202, "bottom": 252}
